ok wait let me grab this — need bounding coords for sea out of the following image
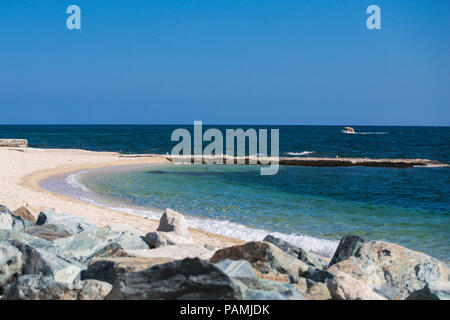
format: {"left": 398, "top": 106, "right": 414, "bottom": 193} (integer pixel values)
{"left": 1, "top": 125, "right": 449, "bottom": 261}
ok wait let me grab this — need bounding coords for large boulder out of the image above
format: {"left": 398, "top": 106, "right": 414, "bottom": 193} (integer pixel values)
{"left": 156, "top": 208, "right": 188, "bottom": 235}
{"left": 2, "top": 275, "right": 111, "bottom": 300}
{"left": 233, "top": 277, "right": 305, "bottom": 300}
{"left": 215, "top": 259, "right": 257, "bottom": 279}
{"left": 328, "top": 241, "right": 450, "bottom": 299}
{"left": 127, "top": 244, "right": 215, "bottom": 261}
{"left": 24, "top": 224, "right": 72, "bottom": 242}
{"left": 2, "top": 275, "right": 80, "bottom": 300}
{"left": 78, "top": 279, "right": 112, "bottom": 300}
{"left": 145, "top": 231, "right": 194, "bottom": 248}
{"left": 210, "top": 241, "right": 309, "bottom": 283}
{"left": 36, "top": 211, "right": 97, "bottom": 234}
{"left": 82, "top": 257, "right": 173, "bottom": 284}
{"left": 53, "top": 229, "right": 148, "bottom": 263}
{"left": 328, "top": 235, "right": 364, "bottom": 267}
{"left": 263, "top": 235, "right": 327, "bottom": 269}
{"left": 13, "top": 207, "right": 37, "bottom": 224}
{"left": 0, "top": 241, "right": 22, "bottom": 293}
{"left": 0, "top": 230, "right": 85, "bottom": 285}
{"left": 105, "top": 258, "right": 242, "bottom": 300}
{"left": 406, "top": 281, "right": 450, "bottom": 300}
{"left": 327, "top": 271, "right": 387, "bottom": 300}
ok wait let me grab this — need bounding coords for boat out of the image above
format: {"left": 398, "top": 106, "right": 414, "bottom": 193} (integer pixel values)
{"left": 342, "top": 127, "right": 355, "bottom": 134}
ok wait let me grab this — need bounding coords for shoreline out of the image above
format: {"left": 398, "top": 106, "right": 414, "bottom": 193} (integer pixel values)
{"left": 0, "top": 147, "right": 244, "bottom": 249}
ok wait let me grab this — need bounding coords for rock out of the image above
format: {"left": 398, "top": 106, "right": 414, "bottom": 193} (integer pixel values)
{"left": 157, "top": 208, "right": 188, "bottom": 235}
{"left": 36, "top": 211, "right": 98, "bottom": 234}
{"left": 2, "top": 275, "right": 81, "bottom": 300}
{"left": 327, "top": 271, "right": 387, "bottom": 300}
{"left": 0, "top": 139, "right": 28, "bottom": 148}
{"left": 233, "top": 277, "right": 305, "bottom": 300}
{"left": 0, "top": 241, "right": 22, "bottom": 293}
{"left": 53, "top": 229, "right": 148, "bottom": 263}
{"left": 78, "top": 280, "right": 112, "bottom": 300}
{"left": 82, "top": 257, "right": 173, "bottom": 284}
{"left": 13, "top": 207, "right": 37, "bottom": 224}
{"left": 210, "top": 241, "right": 309, "bottom": 283}
{"left": 263, "top": 235, "right": 326, "bottom": 269}
{"left": 105, "top": 258, "right": 242, "bottom": 300}
{"left": 215, "top": 259, "right": 257, "bottom": 279}
{"left": 328, "top": 241, "right": 450, "bottom": 299}
{"left": 0, "top": 213, "right": 13, "bottom": 230}
{"left": 305, "top": 282, "right": 332, "bottom": 300}
{"left": 24, "top": 224, "right": 72, "bottom": 242}
{"left": 145, "top": 231, "right": 194, "bottom": 248}
{"left": 0, "top": 230, "right": 85, "bottom": 285}
{"left": 127, "top": 244, "right": 215, "bottom": 261}
{"left": 301, "top": 267, "right": 334, "bottom": 283}
{"left": 406, "top": 281, "right": 450, "bottom": 300}
{"left": 106, "top": 223, "right": 143, "bottom": 236}
{"left": 329, "top": 235, "right": 364, "bottom": 267}
{"left": 0, "top": 205, "right": 30, "bottom": 231}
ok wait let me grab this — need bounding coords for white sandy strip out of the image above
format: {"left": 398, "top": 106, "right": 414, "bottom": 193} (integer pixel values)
{"left": 0, "top": 147, "right": 244, "bottom": 248}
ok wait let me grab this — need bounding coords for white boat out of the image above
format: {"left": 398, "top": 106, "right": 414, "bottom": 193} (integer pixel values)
{"left": 342, "top": 126, "right": 355, "bottom": 134}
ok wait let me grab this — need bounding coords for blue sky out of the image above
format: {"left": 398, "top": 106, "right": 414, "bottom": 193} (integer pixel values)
{"left": 0, "top": 0, "right": 449, "bottom": 125}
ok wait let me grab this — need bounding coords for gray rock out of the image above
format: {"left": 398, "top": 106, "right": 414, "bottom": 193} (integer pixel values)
{"left": 2, "top": 275, "right": 111, "bottom": 300}
{"left": 82, "top": 257, "right": 173, "bottom": 284}
{"left": 406, "top": 281, "right": 450, "bottom": 300}
{"left": 210, "top": 241, "right": 309, "bottom": 283}
{"left": 127, "top": 244, "right": 215, "bottom": 260}
{"left": 234, "top": 277, "right": 305, "bottom": 300}
{"left": 0, "top": 240, "right": 22, "bottom": 292}
{"left": 301, "top": 266, "right": 334, "bottom": 283}
{"left": 328, "top": 241, "right": 450, "bottom": 299}
{"left": 263, "top": 235, "right": 326, "bottom": 269}
{"left": 0, "top": 139, "right": 28, "bottom": 148}
{"left": 2, "top": 275, "right": 81, "bottom": 300}
{"left": 78, "top": 279, "right": 112, "bottom": 300}
{"left": 24, "top": 224, "right": 73, "bottom": 242}
{"left": 215, "top": 259, "right": 256, "bottom": 279}
{"left": 36, "top": 211, "right": 98, "bottom": 234}
{"left": 157, "top": 208, "right": 188, "bottom": 235}
{"left": 329, "top": 235, "right": 364, "bottom": 267}
{"left": 105, "top": 258, "right": 242, "bottom": 300}
{"left": 0, "top": 230, "right": 85, "bottom": 285}
{"left": 144, "top": 231, "right": 193, "bottom": 248}
{"left": 53, "top": 229, "right": 148, "bottom": 263}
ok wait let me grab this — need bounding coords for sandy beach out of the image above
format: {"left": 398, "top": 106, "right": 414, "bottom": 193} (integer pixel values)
{"left": 0, "top": 147, "right": 244, "bottom": 248}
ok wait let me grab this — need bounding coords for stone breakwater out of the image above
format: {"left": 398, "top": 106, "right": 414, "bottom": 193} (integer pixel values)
{"left": 163, "top": 155, "right": 449, "bottom": 168}
{"left": 1, "top": 205, "right": 449, "bottom": 300}
{"left": 0, "top": 139, "right": 28, "bottom": 148}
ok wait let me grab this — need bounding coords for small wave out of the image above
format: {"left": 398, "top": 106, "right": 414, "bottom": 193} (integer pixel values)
{"left": 97, "top": 204, "right": 338, "bottom": 257}
{"left": 65, "top": 172, "right": 92, "bottom": 193}
{"left": 285, "top": 151, "right": 315, "bottom": 156}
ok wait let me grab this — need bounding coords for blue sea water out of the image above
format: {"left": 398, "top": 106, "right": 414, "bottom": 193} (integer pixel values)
{"left": 2, "top": 125, "right": 449, "bottom": 260}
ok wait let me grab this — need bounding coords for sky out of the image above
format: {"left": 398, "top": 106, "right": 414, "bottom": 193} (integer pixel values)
{"left": 0, "top": 0, "right": 449, "bottom": 125}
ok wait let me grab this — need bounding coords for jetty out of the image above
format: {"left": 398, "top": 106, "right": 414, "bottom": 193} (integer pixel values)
{"left": 161, "top": 155, "right": 449, "bottom": 168}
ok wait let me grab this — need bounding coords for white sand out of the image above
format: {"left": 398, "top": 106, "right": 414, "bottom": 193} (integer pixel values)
{"left": 0, "top": 147, "right": 243, "bottom": 248}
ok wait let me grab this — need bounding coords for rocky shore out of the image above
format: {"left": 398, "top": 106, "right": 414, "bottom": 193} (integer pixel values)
{"left": 1, "top": 205, "right": 449, "bottom": 300}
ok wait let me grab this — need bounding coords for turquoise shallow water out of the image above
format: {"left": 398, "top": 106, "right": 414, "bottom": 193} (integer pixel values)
{"left": 79, "top": 163, "right": 450, "bottom": 262}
